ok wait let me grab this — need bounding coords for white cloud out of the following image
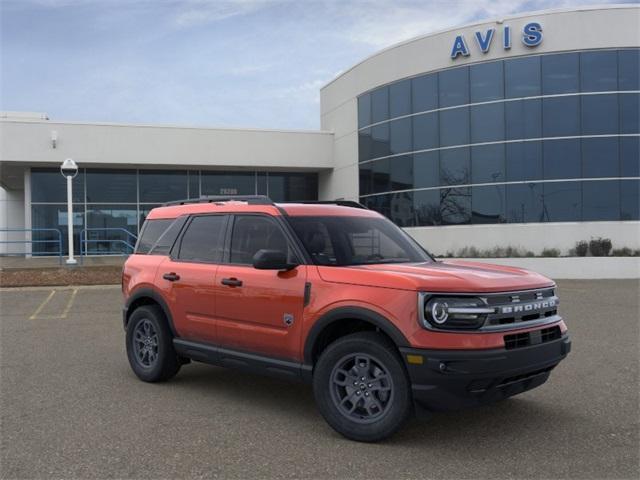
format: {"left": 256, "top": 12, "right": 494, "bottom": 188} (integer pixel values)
{"left": 172, "top": 0, "right": 285, "bottom": 28}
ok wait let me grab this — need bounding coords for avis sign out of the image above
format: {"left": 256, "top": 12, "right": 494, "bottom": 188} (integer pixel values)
{"left": 450, "top": 22, "right": 543, "bottom": 59}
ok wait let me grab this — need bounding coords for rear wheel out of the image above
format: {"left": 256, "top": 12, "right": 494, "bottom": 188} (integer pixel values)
{"left": 313, "top": 332, "right": 412, "bottom": 442}
{"left": 126, "top": 305, "right": 180, "bottom": 382}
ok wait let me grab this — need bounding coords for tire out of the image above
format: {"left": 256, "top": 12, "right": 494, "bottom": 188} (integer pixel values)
{"left": 126, "top": 305, "right": 181, "bottom": 382}
{"left": 313, "top": 331, "right": 412, "bottom": 442}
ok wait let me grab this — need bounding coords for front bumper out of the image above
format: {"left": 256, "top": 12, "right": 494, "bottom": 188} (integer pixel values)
{"left": 400, "top": 334, "right": 571, "bottom": 411}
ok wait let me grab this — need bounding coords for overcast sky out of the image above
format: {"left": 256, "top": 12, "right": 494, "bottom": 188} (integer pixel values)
{"left": 1, "top": 0, "right": 635, "bottom": 130}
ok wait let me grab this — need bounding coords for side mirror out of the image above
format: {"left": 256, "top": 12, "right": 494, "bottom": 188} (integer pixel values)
{"left": 252, "top": 249, "right": 297, "bottom": 271}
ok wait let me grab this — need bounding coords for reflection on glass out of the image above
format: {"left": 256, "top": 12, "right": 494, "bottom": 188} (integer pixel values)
{"left": 506, "top": 142, "right": 543, "bottom": 182}
{"left": 412, "top": 74, "right": 438, "bottom": 113}
{"left": 542, "top": 53, "right": 579, "bottom": 95}
{"left": 439, "top": 67, "right": 469, "bottom": 108}
{"left": 371, "top": 123, "right": 390, "bottom": 158}
{"left": 201, "top": 171, "right": 255, "bottom": 196}
{"left": 440, "top": 148, "right": 470, "bottom": 186}
{"left": 542, "top": 96, "right": 580, "bottom": 137}
{"left": 621, "top": 180, "right": 640, "bottom": 220}
{"left": 470, "top": 103, "right": 504, "bottom": 143}
{"left": 32, "top": 168, "right": 85, "bottom": 203}
{"left": 470, "top": 61, "right": 504, "bottom": 102}
{"left": 583, "top": 180, "right": 620, "bottom": 221}
{"left": 472, "top": 185, "right": 505, "bottom": 224}
{"left": 471, "top": 144, "right": 505, "bottom": 184}
{"left": 581, "top": 51, "right": 618, "bottom": 92}
{"left": 414, "top": 190, "right": 441, "bottom": 226}
{"left": 389, "top": 79, "right": 411, "bottom": 118}
{"left": 139, "top": 170, "right": 187, "bottom": 203}
{"left": 389, "top": 117, "right": 412, "bottom": 155}
{"left": 439, "top": 107, "right": 469, "bottom": 147}
{"left": 86, "top": 205, "right": 138, "bottom": 254}
{"left": 412, "top": 112, "right": 439, "bottom": 151}
{"left": 505, "top": 99, "right": 542, "bottom": 140}
{"left": 506, "top": 183, "right": 543, "bottom": 223}
{"left": 440, "top": 187, "right": 471, "bottom": 225}
{"left": 359, "top": 129, "right": 373, "bottom": 162}
{"left": 86, "top": 169, "right": 136, "bottom": 203}
{"left": 414, "top": 151, "right": 439, "bottom": 189}
{"left": 543, "top": 139, "right": 581, "bottom": 180}
{"left": 543, "top": 182, "right": 581, "bottom": 222}
{"left": 618, "top": 49, "right": 640, "bottom": 91}
{"left": 31, "top": 204, "right": 85, "bottom": 255}
{"left": 390, "top": 155, "right": 413, "bottom": 191}
{"left": 371, "top": 87, "right": 389, "bottom": 123}
{"left": 505, "top": 56, "right": 541, "bottom": 98}
{"left": 358, "top": 94, "right": 371, "bottom": 128}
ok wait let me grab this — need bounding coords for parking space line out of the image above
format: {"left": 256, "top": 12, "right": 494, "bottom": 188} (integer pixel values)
{"left": 28, "top": 288, "right": 78, "bottom": 320}
{"left": 29, "top": 290, "right": 56, "bottom": 320}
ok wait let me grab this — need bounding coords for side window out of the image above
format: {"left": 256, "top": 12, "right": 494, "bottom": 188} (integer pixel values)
{"left": 230, "top": 216, "right": 292, "bottom": 264}
{"left": 290, "top": 219, "right": 336, "bottom": 265}
{"left": 136, "top": 219, "right": 172, "bottom": 254}
{"left": 177, "top": 215, "right": 226, "bottom": 262}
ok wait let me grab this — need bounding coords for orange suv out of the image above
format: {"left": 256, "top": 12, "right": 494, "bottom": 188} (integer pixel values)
{"left": 122, "top": 196, "right": 570, "bottom": 441}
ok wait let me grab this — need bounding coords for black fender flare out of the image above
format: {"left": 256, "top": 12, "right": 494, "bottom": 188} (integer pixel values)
{"left": 303, "top": 306, "right": 410, "bottom": 365}
{"left": 124, "top": 287, "right": 177, "bottom": 336}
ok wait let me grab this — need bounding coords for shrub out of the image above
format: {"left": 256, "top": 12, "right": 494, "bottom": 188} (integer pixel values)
{"left": 611, "top": 247, "right": 640, "bottom": 257}
{"left": 575, "top": 241, "right": 589, "bottom": 257}
{"left": 540, "top": 248, "right": 561, "bottom": 257}
{"left": 589, "top": 237, "right": 612, "bottom": 257}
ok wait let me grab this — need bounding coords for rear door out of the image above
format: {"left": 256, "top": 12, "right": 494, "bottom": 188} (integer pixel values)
{"left": 158, "top": 214, "right": 228, "bottom": 344}
{"left": 214, "top": 214, "right": 307, "bottom": 361}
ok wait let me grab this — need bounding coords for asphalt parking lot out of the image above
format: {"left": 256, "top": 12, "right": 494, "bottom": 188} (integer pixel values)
{"left": 1, "top": 280, "right": 638, "bottom": 479}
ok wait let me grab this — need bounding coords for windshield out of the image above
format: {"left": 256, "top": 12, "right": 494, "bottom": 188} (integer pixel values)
{"left": 288, "top": 216, "right": 432, "bottom": 266}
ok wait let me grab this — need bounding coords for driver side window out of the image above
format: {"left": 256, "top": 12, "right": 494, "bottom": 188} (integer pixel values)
{"left": 229, "top": 215, "right": 293, "bottom": 265}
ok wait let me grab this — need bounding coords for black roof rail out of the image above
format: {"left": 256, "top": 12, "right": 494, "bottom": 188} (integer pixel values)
{"left": 280, "top": 200, "right": 369, "bottom": 210}
{"left": 163, "top": 195, "right": 274, "bottom": 207}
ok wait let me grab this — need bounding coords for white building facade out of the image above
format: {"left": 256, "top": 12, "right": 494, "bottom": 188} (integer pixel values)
{"left": 1, "top": 5, "right": 639, "bottom": 257}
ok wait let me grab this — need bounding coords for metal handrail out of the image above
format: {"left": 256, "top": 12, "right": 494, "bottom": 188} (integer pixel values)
{"left": 80, "top": 228, "right": 138, "bottom": 258}
{"left": 0, "top": 228, "right": 63, "bottom": 264}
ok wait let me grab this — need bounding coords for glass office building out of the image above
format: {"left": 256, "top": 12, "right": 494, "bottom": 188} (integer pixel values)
{"left": 357, "top": 48, "right": 640, "bottom": 227}
{"left": 30, "top": 169, "right": 317, "bottom": 255}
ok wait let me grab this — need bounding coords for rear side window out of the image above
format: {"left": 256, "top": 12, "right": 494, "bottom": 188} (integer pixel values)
{"left": 230, "top": 215, "right": 293, "bottom": 264}
{"left": 177, "top": 215, "right": 226, "bottom": 263}
{"left": 136, "top": 219, "right": 173, "bottom": 254}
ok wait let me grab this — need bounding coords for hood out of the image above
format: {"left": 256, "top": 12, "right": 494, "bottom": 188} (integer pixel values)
{"left": 316, "top": 260, "right": 554, "bottom": 293}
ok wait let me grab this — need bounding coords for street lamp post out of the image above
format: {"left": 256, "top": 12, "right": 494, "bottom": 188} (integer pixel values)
{"left": 60, "top": 158, "right": 78, "bottom": 265}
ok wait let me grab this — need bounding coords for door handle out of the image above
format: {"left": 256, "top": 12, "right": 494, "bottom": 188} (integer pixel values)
{"left": 221, "top": 277, "right": 243, "bottom": 287}
{"left": 163, "top": 272, "right": 180, "bottom": 282}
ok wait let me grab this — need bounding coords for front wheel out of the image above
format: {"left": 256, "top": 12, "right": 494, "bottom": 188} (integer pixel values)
{"left": 313, "top": 332, "right": 412, "bottom": 442}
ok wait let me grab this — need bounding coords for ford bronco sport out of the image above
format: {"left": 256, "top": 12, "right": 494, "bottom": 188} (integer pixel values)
{"left": 122, "top": 196, "right": 570, "bottom": 442}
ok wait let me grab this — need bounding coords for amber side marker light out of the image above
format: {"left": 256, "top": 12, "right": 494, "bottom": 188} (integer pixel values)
{"left": 406, "top": 354, "right": 424, "bottom": 365}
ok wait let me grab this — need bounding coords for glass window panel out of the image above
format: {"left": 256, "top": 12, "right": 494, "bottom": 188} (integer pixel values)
{"left": 358, "top": 94, "right": 371, "bottom": 128}
{"left": 389, "top": 79, "right": 411, "bottom": 118}
{"left": 371, "top": 87, "right": 389, "bottom": 123}
{"left": 581, "top": 51, "right": 618, "bottom": 92}
{"left": 583, "top": 180, "right": 620, "bottom": 221}
{"left": 31, "top": 168, "right": 85, "bottom": 203}
{"left": 188, "top": 171, "right": 200, "bottom": 199}
{"left": 506, "top": 142, "right": 543, "bottom": 182}
{"left": 362, "top": 194, "right": 391, "bottom": 219}
{"left": 543, "top": 139, "right": 581, "bottom": 180}
{"left": 136, "top": 218, "right": 173, "bottom": 254}
{"left": 439, "top": 67, "right": 469, "bottom": 108}
{"left": 620, "top": 93, "right": 639, "bottom": 134}
{"left": 414, "top": 189, "right": 441, "bottom": 226}
{"left": 621, "top": 180, "right": 640, "bottom": 220}
{"left": 86, "top": 205, "right": 138, "bottom": 254}
{"left": 543, "top": 182, "right": 581, "bottom": 222}
{"left": 371, "top": 123, "right": 390, "bottom": 159}
{"left": 619, "top": 49, "right": 640, "bottom": 91}
{"left": 541, "top": 52, "right": 579, "bottom": 95}
{"left": 505, "top": 98, "right": 542, "bottom": 140}
{"left": 506, "top": 183, "right": 543, "bottom": 223}
{"left": 86, "top": 169, "right": 136, "bottom": 203}
{"left": 256, "top": 172, "right": 268, "bottom": 196}
{"left": 390, "top": 155, "right": 413, "bottom": 191}
{"left": 470, "top": 61, "right": 504, "bottom": 102}
{"left": 389, "top": 117, "right": 412, "bottom": 154}
{"left": 178, "top": 215, "right": 226, "bottom": 263}
{"left": 230, "top": 215, "right": 293, "bottom": 265}
{"left": 139, "top": 170, "right": 187, "bottom": 203}
{"left": 471, "top": 144, "right": 505, "bottom": 184}
{"left": 412, "top": 112, "right": 438, "bottom": 151}
{"left": 472, "top": 185, "right": 505, "bottom": 224}
{"left": 372, "top": 159, "right": 391, "bottom": 194}
{"left": 412, "top": 73, "right": 438, "bottom": 113}
{"left": 582, "top": 137, "right": 620, "bottom": 178}
{"left": 439, "top": 107, "right": 469, "bottom": 147}
{"left": 470, "top": 102, "right": 505, "bottom": 143}
{"left": 581, "top": 94, "right": 619, "bottom": 135}
{"left": 31, "top": 204, "right": 84, "bottom": 256}
{"left": 359, "top": 128, "right": 373, "bottom": 162}
{"left": 542, "top": 96, "right": 580, "bottom": 137}
{"left": 201, "top": 171, "right": 255, "bottom": 196}
{"left": 390, "top": 192, "right": 415, "bottom": 227}
{"left": 359, "top": 163, "right": 373, "bottom": 196}
{"left": 621, "top": 137, "right": 640, "bottom": 177}
{"left": 440, "top": 187, "right": 471, "bottom": 225}
{"left": 267, "top": 173, "right": 317, "bottom": 202}
{"left": 440, "top": 148, "right": 470, "bottom": 186}
{"left": 505, "top": 56, "right": 541, "bottom": 98}
{"left": 414, "top": 151, "right": 439, "bottom": 189}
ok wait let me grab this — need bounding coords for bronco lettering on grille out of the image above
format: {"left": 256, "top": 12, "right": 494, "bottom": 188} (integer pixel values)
{"left": 500, "top": 299, "right": 556, "bottom": 314}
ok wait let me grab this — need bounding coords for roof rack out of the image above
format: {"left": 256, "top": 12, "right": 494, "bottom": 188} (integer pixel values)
{"left": 281, "top": 200, "right": 368, "bottom": 210}
{"left": 163, "top": 195, "right": 274, "bottom": 207}
{"left": 162, "top": 196, "right": 368, "bottom": 210}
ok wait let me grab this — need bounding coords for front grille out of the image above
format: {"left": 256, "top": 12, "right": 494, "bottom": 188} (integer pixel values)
{"left": 504, "top": 326, "right": 562, "bottom": 350}
{"left": 484, "top": 288, "right": 558, "bottom": 327}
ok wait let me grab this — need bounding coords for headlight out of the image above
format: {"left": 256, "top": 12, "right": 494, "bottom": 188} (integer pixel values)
{"left": 422, "top": 296, "right": 494, "bottom": 330}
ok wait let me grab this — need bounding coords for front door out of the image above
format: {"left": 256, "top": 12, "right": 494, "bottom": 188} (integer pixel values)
{"left": 214, "top": 214, "right": 307, "bottom": 361}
